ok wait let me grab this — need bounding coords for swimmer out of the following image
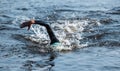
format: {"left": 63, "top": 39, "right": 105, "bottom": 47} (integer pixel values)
{"left": 20, "top": 20, "right": 71, "bottom": 51}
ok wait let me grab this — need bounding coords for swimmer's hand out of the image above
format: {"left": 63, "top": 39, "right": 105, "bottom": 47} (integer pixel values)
{"left": 20, "top": 20, "right": 35, "bottom": 30}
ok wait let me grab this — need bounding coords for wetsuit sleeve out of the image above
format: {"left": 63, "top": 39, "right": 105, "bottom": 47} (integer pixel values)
{"left": 34, "top": 20, "right": 60, "bottom": 44}
{"left": 34, "top": 20, "right": 48, "bottom": 26}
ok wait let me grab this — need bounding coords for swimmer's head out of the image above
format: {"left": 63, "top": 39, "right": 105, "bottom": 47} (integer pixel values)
{"left": 20, "top": 20, "right": 35, "bottom": 30}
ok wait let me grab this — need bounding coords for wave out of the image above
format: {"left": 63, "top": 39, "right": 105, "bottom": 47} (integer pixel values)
{"left": 29, "top": 19, "right": 102, "bottom": 50}
{"left": 107, "top": 7, "right": 120, "bottom": 14}
{"left": 11, "top": 14, "right": 120, "bottom": 51}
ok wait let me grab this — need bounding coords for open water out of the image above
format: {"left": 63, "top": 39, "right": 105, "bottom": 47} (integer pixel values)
{"left": 0, "top": 0, "right": 120, "bottom": 71}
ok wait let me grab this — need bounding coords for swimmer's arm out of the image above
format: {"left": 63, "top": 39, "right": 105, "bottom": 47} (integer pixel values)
{"left": 34, "top": 20, "right": 48, "bottom": 26}
{"left": 34, "top": 20, "right": 60, "bottom": 44}
{"left": 20, "top": 20, "right": 60, "bottom": 44}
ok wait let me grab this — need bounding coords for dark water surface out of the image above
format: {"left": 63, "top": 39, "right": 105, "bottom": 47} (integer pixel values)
{"left": 0, "top": 0, "right": 120, "bottom": 71}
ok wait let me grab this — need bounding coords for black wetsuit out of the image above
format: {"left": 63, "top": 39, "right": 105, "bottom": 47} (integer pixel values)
{"left": 34, "top": 20, "right": 60, "bottom": 45}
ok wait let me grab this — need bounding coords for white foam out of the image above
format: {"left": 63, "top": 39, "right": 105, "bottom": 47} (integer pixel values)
{"left": 31, "top": 25, "right": 48, "bottom": 39}
{"left": 28, "top": 19, "right": 101, "bottom": 51}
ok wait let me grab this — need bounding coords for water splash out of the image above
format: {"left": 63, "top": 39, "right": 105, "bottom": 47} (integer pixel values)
{"left": 30, "top": 19, "right": 101, "bottom": 50}
{"left": 31, "top": 25, "right": 49, "bottom": 40}
{"left": 12, "top": 15, "right": 102, "bottom": 50}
